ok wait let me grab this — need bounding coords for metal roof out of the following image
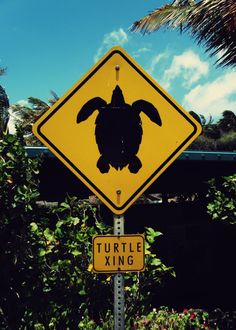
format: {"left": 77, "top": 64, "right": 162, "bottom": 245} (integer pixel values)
{"left": 25, "top": 147, "right": 236, "bottom": 162}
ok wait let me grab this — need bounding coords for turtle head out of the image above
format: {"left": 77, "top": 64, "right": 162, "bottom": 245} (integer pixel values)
{"left": 111, "top": 85, "right": 125, "bottom": 107}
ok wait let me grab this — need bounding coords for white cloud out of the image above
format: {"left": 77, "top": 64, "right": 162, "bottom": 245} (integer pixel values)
{"left": 183, "top": 71, "right": 236, "bottom": 118}
{"left": 132, "top": 47, "right": 150, "bottom": 58}
{"left": 94, "top": 28, "right": 128, "bottom": 62}
{"left": 147, "top": 52, "right": 168, "bottom": 75}
{"left": 162, "top": 50, "right": 209, "bottom": 90}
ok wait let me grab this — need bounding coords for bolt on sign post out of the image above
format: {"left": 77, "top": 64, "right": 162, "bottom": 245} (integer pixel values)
{"left": 32, "top": 46, "right": 202, "bottom": 215}
{"left": 32, "top": 46, "right": 202, "bottom": 330}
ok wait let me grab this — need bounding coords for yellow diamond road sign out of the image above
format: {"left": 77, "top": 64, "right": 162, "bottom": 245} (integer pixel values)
{"left": 92, "top": 235, "right": 145, "bottom": 273}
{"left": 33, "top": 46, "right": 202, "bottom": 214}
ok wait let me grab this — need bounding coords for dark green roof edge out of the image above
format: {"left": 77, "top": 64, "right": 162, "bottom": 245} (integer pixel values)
{"left": 25, "top": 147, "right": 236, "bottom": 162}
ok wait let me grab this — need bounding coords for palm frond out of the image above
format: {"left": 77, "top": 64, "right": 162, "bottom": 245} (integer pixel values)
{"left": 28, "top": 97, "right": 49, "bottom": 111}
{"left": 0, "top": 86, "right": 10, "bottom": 109}
{"left": 185, "top": 0, "right": 236, "bottom": 67}
{"left": 0, "top": 67, "right": 7, "bottom": 76}
{"left": 48, "top": 90, "right": 60, "bottom": 105}
{"left": 0, "top": 86, "right": 10, "bottom": 137}
{"left": 131, "top": 0, "right": 236, "bottom": 67}
{"left": 131, "top": 1, "right": 197, "bottom": 33}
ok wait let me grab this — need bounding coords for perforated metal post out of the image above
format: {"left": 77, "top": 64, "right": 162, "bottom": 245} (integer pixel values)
{"left": 113, "top": 214, "right": 125, "bottom": 330}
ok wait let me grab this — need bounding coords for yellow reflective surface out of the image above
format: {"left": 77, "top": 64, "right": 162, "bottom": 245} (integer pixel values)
{"left": 33, "top": 46, "right": 202, "bottom": 214}
{"left": 92, "top": 235, "right": 145, "bottom": 273}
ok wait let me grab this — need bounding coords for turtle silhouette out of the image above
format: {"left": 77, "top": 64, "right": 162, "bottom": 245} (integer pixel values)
{"left": 76, "top": 85, "right": 162, "bottom": 173}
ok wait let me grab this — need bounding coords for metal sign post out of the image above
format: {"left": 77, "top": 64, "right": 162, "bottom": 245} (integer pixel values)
{"left": 113, "top": 214, "right": 125, "bottom": 330}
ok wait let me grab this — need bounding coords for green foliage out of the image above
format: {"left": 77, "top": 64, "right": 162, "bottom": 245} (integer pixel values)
{"left": 0, "top": 130, "right": 174, "bottom": 329}
{"left": 0, "top": 129, "right": 41, "bottom": 329}
{"left": 124, "top": 228, "right": 175, "bottom": 321}
{"left": 23, "top": 200, "right": 174, "bottom": 329}
{"left": 0, "top": 84, "right": 10, "bottom": 139}
{"left": 189, "top": 135, "right": 216, "bottom": 151}
{"left": 23, "top": 196, "right": 113, "bottom": 329}
{"left": 207, "top": 174, "right": 236, "bottom": 224}
{"left": 9, "top": 98, "right": 49, "bottom": 145}
{"left": 216, "top": 132, "right": 236, "bottom": 151}
{"left": 0, "top": 129, "right": 40, "bottom": 218}
{"left": 218, "top": 110, "right": 236, "bottom": 133}
{"left": 188, "top": 111, "right": 236, "bottom": 151}
{"left": 9, "top": 92, "right": 59, "bottom": 146}
{"left": 130, "top": 307, "right": 210, "bottom": 330}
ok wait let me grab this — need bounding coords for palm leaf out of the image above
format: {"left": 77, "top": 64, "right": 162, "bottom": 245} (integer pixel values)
{"left": 0, "top": 67, "right": 7, "bottom": 76}
{"left": 185, "top": 0, "right": 236, "bottom": 67}
{"left": 131, "top": 1, "right": 197, "bottom": 33}
{"left": 0, "top": 86, "right": 10, "bottom": 138}
{"left": 131, "top": 0, "right": 236, "bottom": 67}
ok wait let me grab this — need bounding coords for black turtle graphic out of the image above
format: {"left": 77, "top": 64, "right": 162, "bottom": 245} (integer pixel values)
{"left": 76, "top": 85, "right": 162, "bottom": 173}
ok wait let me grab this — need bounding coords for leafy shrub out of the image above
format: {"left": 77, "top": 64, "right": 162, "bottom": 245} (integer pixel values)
{"left": 188, "top": 135, "right": 216, "bottom": 151}
{"left": 208, "top": 308, "right": 236, "bottom": 330}
{"left": 0, "top": 131, "right": 174, "bottom": 329}
{"left": 74, "top": 307, "right": 236, "bottom": 329}
{"left": 188, "top": 110, "right": 236, "bottom": 151}
{"left": 207, "top": 174, "right": 236, "bottom": 224}
{"left": 22, "top": 196, "right": 113, "bottom": 329}
{"left": 0, "top": 130, "right": 41, "bottom": 329}
{"left": 130, "top": 307, "right": 209, "bottom": 329}
{"left": 216, "top": 132, "right": 236, "bottom": 151}
{"left": 23, "top": 199, "right": 174, "bottom": 329}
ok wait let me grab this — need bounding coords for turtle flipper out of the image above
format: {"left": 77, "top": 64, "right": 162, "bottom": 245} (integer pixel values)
{"left": 128, "top": 156, "right": 142, "bottom": 173}
{"left": 132, "top": 100, "right": 162, "bottom": 126}
{"left": 77, "top": 97, "right": 107, "bottom": 123}
{"left": 97, "top": 155, "right": 110, "bottom": 173}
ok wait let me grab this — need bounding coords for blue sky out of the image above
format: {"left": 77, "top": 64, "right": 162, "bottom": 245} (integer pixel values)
{"left": 1, "top": 0, "right": 236, "bottom": 120}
